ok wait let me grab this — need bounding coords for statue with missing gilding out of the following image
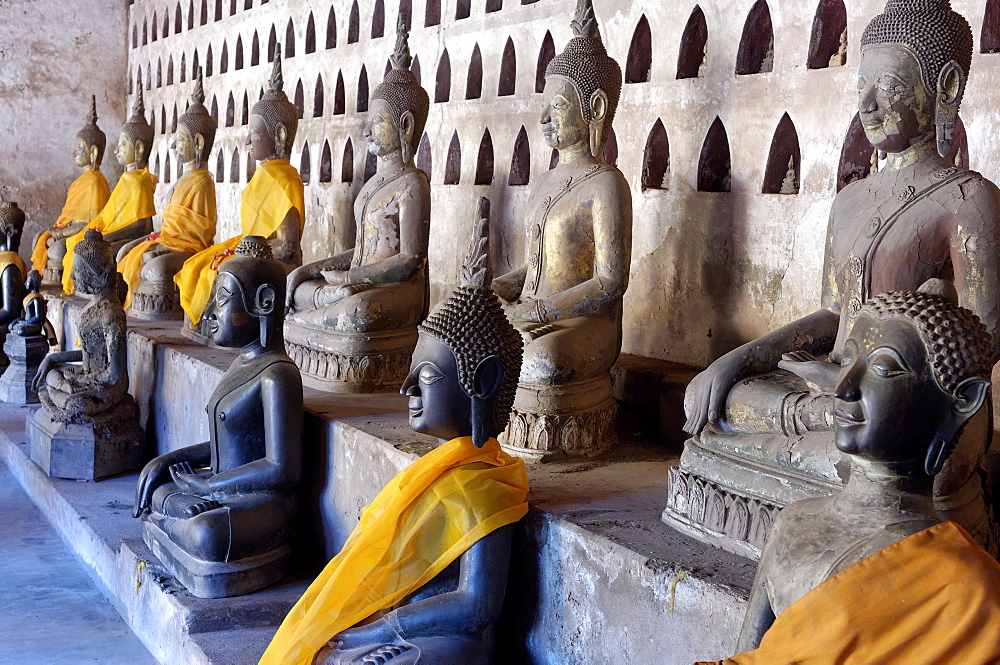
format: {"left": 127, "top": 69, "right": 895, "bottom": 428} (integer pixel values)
{"left": 0, "top": 270, "right": 57, "bottom": 405}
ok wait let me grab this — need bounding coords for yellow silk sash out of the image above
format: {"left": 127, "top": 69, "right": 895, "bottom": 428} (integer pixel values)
{"left": 62, "top": 168, "right": 157, "bottom": 293}
{"left": 0, "top": 251, "right": 26, "bottom": 285}
{"left": 260, "top": 436, "right": 530, "bottom": 665}
{"left": 697, "top": 521, "right": 1000, "bottom": 665}
{"left": 118, "top": 169, "right": 217, "bottom": 309}
{"left": 174, "top": 159, "right": 304, "bottom": 323}
{"left": 31, "top": 170, "right": 111, "bottom": 272}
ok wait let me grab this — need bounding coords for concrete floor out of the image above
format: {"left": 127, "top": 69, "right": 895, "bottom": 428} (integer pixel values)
{"left": 0, "top": 462, "right": 155, "bottom": 665}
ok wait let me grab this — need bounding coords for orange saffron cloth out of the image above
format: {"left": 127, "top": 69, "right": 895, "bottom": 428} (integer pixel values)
{"left": 697, "top": 521, "right": 1000, "bottom": 665}
{"left": 30, "top": 170, "right": 111, "bottom": 272}
{"left": 173, "top": 159, "right": 304, "bottom": 323}
{"left": 259, "top": 436, "right": 530, "bottom": 665}
{"left": 62, "top": 168, "right": 157, "bottom": 294}
{"left": 117, "top": 168, "right": 217, "bottom": 309}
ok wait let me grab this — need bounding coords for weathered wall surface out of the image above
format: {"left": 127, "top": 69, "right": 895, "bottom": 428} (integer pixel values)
{"left": 0, "top": 0, "right": 128, "bottom": 253}
{"left": 119, "top": 0, "right": 1000, "bottom": 367}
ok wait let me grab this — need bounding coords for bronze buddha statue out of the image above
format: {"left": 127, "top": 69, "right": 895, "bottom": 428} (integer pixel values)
{"left": 0, "top": 202, "right": 27, "bottom": 350}
{"left": 134, "top": 236, "right": 303, "bottom": 598}
{"left": 284, "top": 14, "right": 430, "bottom": 393}
{"left": 0, "top": 270, "right": 56, "bottom": 405}
{"left": 665, "top": 0, "right": 1000, "bottom": 558}
{"left": 491, "top": 0, "right": 631, "bottom": 458}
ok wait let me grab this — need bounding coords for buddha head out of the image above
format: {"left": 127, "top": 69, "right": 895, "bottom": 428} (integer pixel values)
{"left": 75, "top": 96, "right": 106, "bottom": 170}
{"left": 174, "top": 72, "right": 217, "bottom": 169}
{"left": 834, "top": 282, "right": 993, "bottom": 476}
{"left": 367, "top": 14, "right": 429, "bottom": 164}
{"left": 859, "top": 0, "right": 973, "bottom": 158}
{"left": 403, "top": 198, "right": 522, "bottom": 447}
{"left": 25, "top": 269, "right": 41, "bottom": 294}
{"left": 72, "top": 229, "right": 117, "bottom": 298}
{"left": 0, "top": 202, "right": 25, "bottom": 254}
{"left": 541, "top": 0, "right": 622, "bottom": 159}
{"left": 204, "top": 236, "right": 286, "bottom": 349}
{"left": 249, "top": 46, "right": 297, "bottom": 162}
{"left": 117, "top": 88, "right": 154, "bottom": 169}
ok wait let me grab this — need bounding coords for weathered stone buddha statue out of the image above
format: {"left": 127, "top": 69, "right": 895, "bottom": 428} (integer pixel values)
{"left": 29, "top": 230, "right": 143, "bottom": 480}
{"left": 665, "top": 0, "right": 1000, "bottom": 558}
{"left": 174, "top": 48, "right": 304, "bottom": 335}
{"left": 0, "top": 270, "right": 56, "bottom": 404}
{"left": 62, "top": 89, "right": 158, "bottom": 295}
{"left": 284, "top": 15, "right": 430, "bottom": 393}
{"left": 261, "top": 199, "right": 528, "bottom": 665}
{"left": 133, "top": 236, "right": 303, "bottom": 598}
{"left": 31, "top": 96, "right": 111, "bottom": 286}
{"left": 118, "top": 73, "right": 218, "bottom": 320}
{"left": 491, "top": 0, "right": 631, "bottom": 459}
{"left": 701, "top": 287, "right": 1000, "bottom": 664}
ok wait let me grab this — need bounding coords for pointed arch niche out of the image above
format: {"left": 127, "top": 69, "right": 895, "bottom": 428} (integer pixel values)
{"left": 230, "top": 149, "right": 240, "bottom": 183}
{"left": 475, "top": 129, "right": 494, "bottom": 185}
{"left": 417, "top": 133, "right": 432, "bottom": 179}
{"left": 466, "top": 45, "right": 483, "bottom": 100}
{"left": 642, "top": 119, "right": 670, "bottom": 190}
{"left": 348, "top": 1, "right": 360, "bottom": 44}
{"left": 372, "top": 0, "right": 385, "bottom": 38}
{"left": 306, "top": 12, "right": 316, "bottom": 53}
{"left": 435, "top": 50, "right": 451, "bottom": 103}
{"left": 215, "top": 150, "right": 225, "bottom": 183}
{"left": 762, "top": 113, "right": 801, "bottom": 194}
{"left": 342, "top": 138, "right": 355, "bottom": 183}
{"left": 836, "top": 113, "right": 872, "bottom": 191}
{"left": 498, "top": 38, "right": 516, "bottom": 97}
{"left": 536, "top": 31, "right": 555, "bottom": 93}
{"left": 983, "top": 0, "right": 1000, "bottom": 53}
{"left": 625, "top": 15, "right": 652, "bottom": 84}
{"left": 603, "top": 129, "right": 618, "bottom": 167}
{"left": 327, "top": 6, "right": 338, "bottom": 49}
{"left": 334, "top": 72, "right": 346, "bottom": 114}
{"left": 357, "top": 66, "right": 369, "bottom": 112}
{"left": 314, "top": 75, "right": 325, "bottom": 117}
{"left": 807, "top": 0, "right": 847, "bottom": 69}
{"left": 509, "top": 126, "right": 530, "bottom": 186}
{"left": 698, "top": 117, "right": 731, "bottom": 192}
{"left": 444, "top": 132, "right": 462, "bottom": 185}
{"left": 320, "top": 140, "right": 333, "bottom": 183}
{"left": 300, "top": 143, "right": 311, "bottom": 184}
{"left": 677, "top": 6, "right": 708, "bottom": 79}
{"left": 736, "top": 0, "right": 774, "bottom": 75}
{"left": 426, "top": 0, "right": 441, "bottom": 27}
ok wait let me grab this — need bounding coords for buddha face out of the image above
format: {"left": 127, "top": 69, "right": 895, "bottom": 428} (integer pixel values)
{"left": 402, "top": 334, "right": 473, "bottom": 442}
{"left": 203, "top": 272, "right": 257, "bottom": 348}
{"left": 857, "top": 45, "right": 935, "bottom": 154}
{"left": 115, "top": 134, "right": 138, "bottom": 168}
{"left": 540, "top": 75, "right": 589, "bottom": 151}
{"left": 248, "top": 114, "right": 278, "bottom": 162}
{"left": 74, "top": 138, "right": 96, "bottom": 168}
{"left": 364, "top": 99, "right": 401, "bottom": 158}
{"left": 172, "top": 126, "right": 197, "bottom": 164}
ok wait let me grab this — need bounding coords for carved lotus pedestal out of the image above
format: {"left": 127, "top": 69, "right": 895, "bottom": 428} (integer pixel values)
{"left": 499, "top": 373, "right": 618, "bottom": 460}
{"left": 0, "top": 334, "right": 49, "bottom": 404}
{"left": 28, "top": 395, "right": 144, "bottom": 480}
{"left": 283, "top": 320, "right": 416, "bottom": 393}
{"left": 127, "top": 279, "right": 183, "bottom": 320}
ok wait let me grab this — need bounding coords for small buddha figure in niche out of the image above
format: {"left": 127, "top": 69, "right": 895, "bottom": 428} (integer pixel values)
{"left": 117, "top": 73, "right": 217, "bottom": 320}
{"left": 668, "top": 0, "right": 1000, "bottom": 557}
{"left": 0, "top": 202, "right": 27, "bottom": 346}
{"left": 697, "top": 287, "right": 1000, "bottom": 664}
{"left": 62, "top": 89, "right": 157, "bottom": 295}
{"left": 30, "top": 96, "right": 111, "bottom": 286}
{"left": 174, "top": 48, "right": 304, "bottom": 333}
{"left": 133, "top": 236, "right": 303, "bottom": 599}
{"left": 11, "top": 270, "right": 57, "bottom": 343}
{"left": 284, "top": 14, "right": 430, "bottom": 393}
{"left": 490, "top": 0, "right": 631, "bottom": 458}
{"left": 262, "top": 200, "right": 527, "bottom": 665}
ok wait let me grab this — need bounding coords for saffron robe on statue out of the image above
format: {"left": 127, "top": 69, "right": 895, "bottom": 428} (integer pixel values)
{"left": 173, "top": 159, "right": 304, "bottom": 324}
{"left": 31, "top": 170, "right": 111, "bottom": 272}
{"left": 118, "top": 168, "right": 217, "bottom": 309}
{"left": 259, "top": 436, "right": 530, "bottom": 665}
{"left": 697, "top": 521, "right": 1000, "bottom": 665}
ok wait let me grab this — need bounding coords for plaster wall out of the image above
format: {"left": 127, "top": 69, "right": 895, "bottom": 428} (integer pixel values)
{"left": 117, "top": 0, "right": 1000, "bottom": 368}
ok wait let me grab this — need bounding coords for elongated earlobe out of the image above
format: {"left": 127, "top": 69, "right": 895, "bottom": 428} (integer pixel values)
{"left": 935, "top": 61, "right": 966, "bottom": 160}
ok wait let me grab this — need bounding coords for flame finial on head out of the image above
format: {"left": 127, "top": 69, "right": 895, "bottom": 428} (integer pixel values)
{"left": 570, "top": 0, "right": 598, "bottom": 39}
{"left": 267, "top": 43, "right": 284, "bottom": 96}
{"left": 461, "top": 198, "right": 491, "bottom": 288}
{"left": 85, "top": 95, "right": 99, "bottom": 126}
{"left": 390, "top": 13, "right": 413, "bottom": 71}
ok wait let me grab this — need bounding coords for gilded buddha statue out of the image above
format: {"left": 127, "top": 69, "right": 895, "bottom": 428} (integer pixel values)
{"left": 665, "top": 0, "right": 1000, "bottom": 558}
{"left": 118, "top": 73, "right": 218, "bottom": 320}
{"left": 284, "top": 14, "right": 430, "bottom": 393}
{"left": 491, "top": 0, "right": 631, "bottom": 458}
{"left": 31, "top": 97, "right": 111, "bottom": 286}
{"left": 134, "top": 236, "right": 303, "bottom": 598}
{"left": 175, "top": 47, "right": 304, "bottom": 336}
{"left": 262, "top": 199, "right": 528, "bottom": 665}
{"left": 62, "top": 90, "right": 157, "bottom": 295}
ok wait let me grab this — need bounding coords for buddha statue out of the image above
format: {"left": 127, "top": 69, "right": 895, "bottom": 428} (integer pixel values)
{"left": 284, "top": 14, "right": 430, "bottom": 393}
{"left": 62, "top": 89, "right": 157, "bottom": 295}
{"left": 118, "top": 73, "right": 218, "bottom": 320}
{"left": 261, "top": 199, "right": 528, "bottom": 665}
{"left": 133, "top": 236, "right": 303, "bottom": 599}
{"left": 491, "top": 0, "right": 631, "bottom": 458}
{"left": 29, "top": 230, "right": 143, "bottom": 480}
{"left": 10, "top": 270, "right": 56, "bottom": 342}
{"left": 31, "top": 96, "right": 111, "bottom": 286}
{"left": 174, "top": 48, "right": 304, "bottom": 337}
{"left": 665, "top": 0, "right": 1000, "bottom": 558}
{"left": 703, "top": 287, "right": 1000, "bottom": 664}
{"left": 0, "top": 270, "right": 57, "bottom": 405}
{"left": 0, "top": 202, "right": 27, "bottom": 346}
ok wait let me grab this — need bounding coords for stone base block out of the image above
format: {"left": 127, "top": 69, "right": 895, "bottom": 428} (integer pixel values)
{"left": 127, "top": 280, "right": 184, "bottom": 321}
{"left": 29, "top": 404, "right": 144, "bottom": 480}
{"left": 284, "top": 320, "right": 416, "bottom": 393}
{"left": 0, "top": 334, "right": 49, "bottom": 404}
{"left": 142, "top": 519, "right": 292, "bottom": 599}
{"left": 500, "top": 374, "right": 618, "bottom": 460}
{"left": 42, "top": 265, "right": 62, "bottom": 288}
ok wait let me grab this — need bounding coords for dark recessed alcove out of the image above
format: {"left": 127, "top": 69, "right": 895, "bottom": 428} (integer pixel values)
{"left": 736, "top": 0, "right": 773, "bottom": 75}
{"left": 698, "top": 117, "right": 732, "bottom": 192}
{"left": 807, "top": 0, "right": 847, "bottom": 69}
{"left": 475, "top": 129, "right": 494, "bottom": 185}
{"left": 642, "top": 119, "right": 670, "bottom": 190}
{"left": 625, "top": 15, "right": 652, "bottom": 84}
{"left": 509, "top": 126, "right": 530, "bottom": 186}
{"left": 444, "top": 132, "right": 462, "bottom": 185}
{"left": 762, "top": 113, "right": 801, "bottom": 194}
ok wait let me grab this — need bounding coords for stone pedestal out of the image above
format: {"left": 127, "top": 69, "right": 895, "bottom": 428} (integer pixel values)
{"left": 284, "top": 320, "right": 417, "bottom": 393}
{"left": 499, "top": 373, "right": 618, "bottom": 460}
{"left": 28, "top": 396, "right": 145, "bottom": 480}
{"left": 127, "top": 279, "right": 183, "bottom": 321}
{"left": 0, "top": 334, "right": 49, "bottom": 404}
{"left": 42, "top": 265, "right": 62, "bottom": 288}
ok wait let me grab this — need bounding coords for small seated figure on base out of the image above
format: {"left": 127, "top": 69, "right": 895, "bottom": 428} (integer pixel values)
{"left": 696, "top": 286, "right": 1000, "bottom": 664}
{"left": 29, "top": 230, "right": 143, "bottom": 480}
{"left": 118, "top": 73, "right": 217, "bottom": 320}
{"left": 0, "top": 270, "right": 57, "bottom": 404}
{"left": 133, "top": 236, "right": 303, "bottom": 599}
{"left": 262, "top": 199, "right": 528, "bottom": 665}
{"left": 0, "top": 202, "right": 28, "bottom": 354}
{"left": 30, "top": 96, "right": 111, "bottom": 286}
{"left": 11, "top": 271, "right": 57, "bottom": 342}
{"left": 284, "top": 14, "right": 430, "bottom": 393}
